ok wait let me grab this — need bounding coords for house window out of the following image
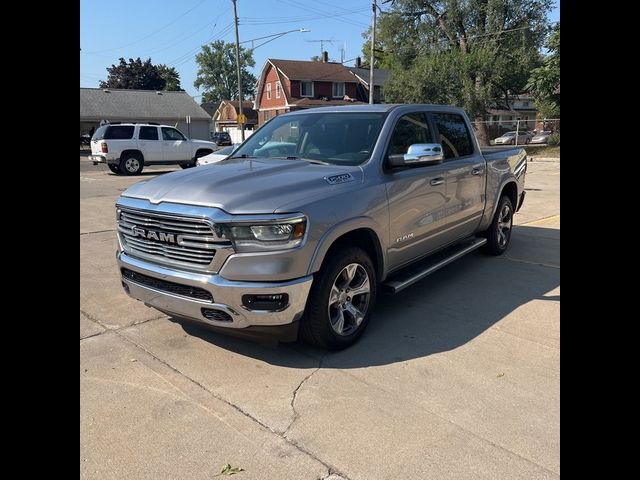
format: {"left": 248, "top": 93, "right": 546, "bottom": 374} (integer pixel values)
{"left": 266, "top": 83, "right": 271, "bottom": 100}
{"left": 276, "top": 81, "right": 281, "bottom": 99}
{"left": 264, "top": 111, "right": 270, "bottom": 122}
{"left": 523, "top": 101, "right": 530, "bottom": 107}
{"left": 301, "top": 81, "right": 313, "bottom": 97}
{"left": 332, "top": 82, "right": 345, "bottom": 98}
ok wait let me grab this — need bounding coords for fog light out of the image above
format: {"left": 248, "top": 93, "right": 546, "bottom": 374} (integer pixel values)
{"left": 242, "top": 294, "right": 289, "bottom": 311}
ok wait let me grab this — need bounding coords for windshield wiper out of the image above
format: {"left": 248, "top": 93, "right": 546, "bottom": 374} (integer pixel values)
{"left": 279, "top": 156, "right": 330, "bottom": 165}
{"left": 228, "top": 154, "right": 255, "bottom": 159}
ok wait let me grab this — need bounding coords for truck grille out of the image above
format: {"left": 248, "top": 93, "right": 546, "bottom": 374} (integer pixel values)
{"left": 117, "top": 208, "right": 229, "bottom": 270}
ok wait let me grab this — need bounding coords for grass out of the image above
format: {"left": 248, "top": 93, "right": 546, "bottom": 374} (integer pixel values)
{"left": 523, "top": 145, "right": 560, "bottom": 158}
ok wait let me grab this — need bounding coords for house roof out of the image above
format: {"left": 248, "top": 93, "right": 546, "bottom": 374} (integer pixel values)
{"left": 200, "top": 101, "right": 221, "bottom": 117}
{"left": 269, "top": 59, "right": 357, "bottom": 83}
{"left": 80, "top": 88, "right": 211, "bottom": 121}
{"left": 347, "top": 67, "right": 391, "bottom": 87}
{"left": 216, "top": 100, "right": 258, "bottom": 122}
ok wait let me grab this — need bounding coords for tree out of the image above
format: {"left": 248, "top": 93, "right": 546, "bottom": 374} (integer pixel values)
{"left": 99, "top": 57, "right": 166, "bottom": 90}
{"left": 364, "top": 0, "right": 553, "bottom": 144}
{"left": 527, "top": 22, "right": 560, "bottom": 117}
{"left": 193, "top": 40, "right": 257, "bottom": 104}
{"left": 157, "top": 65, "right": 182, "bottom": 91}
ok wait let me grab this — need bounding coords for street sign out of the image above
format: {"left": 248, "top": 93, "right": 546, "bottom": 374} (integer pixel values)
{"left": 237, "top": 113, "right": 246, "bottom": 125}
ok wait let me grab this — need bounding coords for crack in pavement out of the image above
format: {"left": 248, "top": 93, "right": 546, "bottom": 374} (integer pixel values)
{"left": 80, "top": 309, "right": 165, "bottom": 340}
{"left": 80, "top": 229, "right": 117, "bottom": 236}
{"left": 113, "top": 331, "right": 350, "bottom": 480}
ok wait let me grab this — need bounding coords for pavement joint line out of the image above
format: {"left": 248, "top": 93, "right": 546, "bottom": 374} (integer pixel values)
{"left": 283, "top": 352, "right": 328, "bottom": 438}
{"left": 80, "top": 229, "right": 117, "bottom": 236}
{"left": 490, "top": 325, "right": 560, "bottom": 351}
{"left": 80, "top": 309, "right": 165, "bottom": 340}
{"left": 80, "top": 331, "right": 105, "bottom": 341}
{"left": 501, "top": 256, "right": 560, "bottom": 269}
{"left": 113, "top": 329, "right": 350, "bottom": 480}
{"left": 520, "top": 214, "right": 560, "bottom": 226}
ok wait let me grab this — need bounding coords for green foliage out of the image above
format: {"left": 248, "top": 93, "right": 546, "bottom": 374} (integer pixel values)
{"left": 194, "top": 40, "right": 257, "bottom": 104}
{"left": 364, "top": 0, "right": 553, "bottom": 121}
{"left": 548, "top": 132, "right": 560, "bottom": 146}
{"left": 527, "top": 22, "right": 560, "bottom": 115}
{"left": 219, "top": 464, "right": 244, "bottom": 476}
{"left": 157, "top": 65, "right": 182, "bottom": 91}
{"left": 99, "top": 57, "right": 167, "bottom": 90}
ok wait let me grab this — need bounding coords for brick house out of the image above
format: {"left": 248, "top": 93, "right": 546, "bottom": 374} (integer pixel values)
{"left": 254, "top": 58, "right": 365, "bottom": 125}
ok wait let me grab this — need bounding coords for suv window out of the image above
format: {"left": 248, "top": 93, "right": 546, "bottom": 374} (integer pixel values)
{"left": 139, "top": 126, "right": 159, "bottom": 140}
{"left": 432, "top": 113, "right": 473, "bottom": 159}
{"left": 388, "top": 113, "right": 433, "bottom": 156}
{"left": 104, "top": 125, "right": 135, "bottom": 140}
{"left": 92, "top": 125, "right": 108, "bottom": 141}
{"left": 162, "top": 127, "right": 186, "bottom": 141}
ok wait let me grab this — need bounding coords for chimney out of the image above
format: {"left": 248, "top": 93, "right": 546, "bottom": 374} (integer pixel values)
{"left": 356, "top": 57, "right": 361, "bottom": 68}
{"left": 322, "top": 51, "right": 329, "bottom": 63}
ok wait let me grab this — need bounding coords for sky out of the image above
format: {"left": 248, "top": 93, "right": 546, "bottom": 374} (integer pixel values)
{"left": 80, "top": 0, "right": 560, "bottom": 102}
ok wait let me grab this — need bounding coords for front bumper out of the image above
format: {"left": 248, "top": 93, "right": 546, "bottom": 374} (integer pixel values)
{"left": 117, "top": 251, "right": 313, "bottom": 331}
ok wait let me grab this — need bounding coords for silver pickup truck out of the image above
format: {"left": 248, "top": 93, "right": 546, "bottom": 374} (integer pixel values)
{"left": 116, "top": 104, "right": 526, "bottom": 349}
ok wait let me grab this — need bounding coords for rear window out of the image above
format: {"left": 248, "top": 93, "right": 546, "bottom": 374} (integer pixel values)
{"left": 103, "top": 125, "right": 135, "bottom": 140}
{"left": 432, "top": 113, "right": 473, "bottom": 158}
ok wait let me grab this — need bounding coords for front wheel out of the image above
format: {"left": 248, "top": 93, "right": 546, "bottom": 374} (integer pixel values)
{"left": 300, "top": 247, "right": 377, "bottom": 349}
{"left": 481, "top": 196, "right": 514, "bottom": 255}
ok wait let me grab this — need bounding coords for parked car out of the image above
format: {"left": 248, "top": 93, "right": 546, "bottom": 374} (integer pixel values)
{"left": 196, "top": 144, "right": 239, "bottom": 166}
{"left": 212, "top": 131, "right": 232, "bottom": 146}
{"left": 494, "top": 131, "right": 530, "bottom": 145}
{"left": 89, "top": 123, "right": 216, "bottom": 175}
{"left": 530, "top": 131, "right": 552, "bottom": 144}
{"left": 80, "top": 134, "right": 91, "bottom": 146}
{"left": 116, "top": 104, "right": 526, "bottom": 349}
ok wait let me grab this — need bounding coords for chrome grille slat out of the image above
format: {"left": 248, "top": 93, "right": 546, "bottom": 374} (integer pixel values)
{"left": 118, "top": 207, "right": 222, "bottom": 270}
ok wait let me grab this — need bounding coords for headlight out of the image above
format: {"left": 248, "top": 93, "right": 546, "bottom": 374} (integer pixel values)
{"left": 220, "top": 217, "right": 307, "bottom": 252}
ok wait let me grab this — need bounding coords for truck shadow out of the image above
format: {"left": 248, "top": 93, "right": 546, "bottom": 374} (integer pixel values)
{"left": 173, "top": 225, "right": 559, "bottom": 369}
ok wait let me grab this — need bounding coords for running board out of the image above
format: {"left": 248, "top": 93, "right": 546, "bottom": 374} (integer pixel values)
{"left": 382, "top": 237, "right": 487, "bottom": 294}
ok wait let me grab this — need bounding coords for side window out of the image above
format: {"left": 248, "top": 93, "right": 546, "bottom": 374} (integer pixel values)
{"left": 139, "top": 126, "right": 159, "bottom": 140}
{"left": 161, "top": 127, "right": 186, "bottom": 141}
{"left": 388, "top": 113, "right": 433, "bottom": 156}
{"left": 432, "top": 113, "right": 473, "bottom": 159}
{"left": 104, "top": 125, "right": 134, "bottom": 139}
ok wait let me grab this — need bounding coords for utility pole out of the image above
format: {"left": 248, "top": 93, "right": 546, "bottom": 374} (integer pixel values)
{"left": 232, "top": 0, "right": 245, "bottom": 141}
{"left": 369, "top": 0, "right": 376, "bottom": 104}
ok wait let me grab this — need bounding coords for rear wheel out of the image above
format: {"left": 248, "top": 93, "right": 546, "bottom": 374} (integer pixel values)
{"left": 300, "top": 247, "right": 377, "bottom": 349}
{"left": 119, "top": 154, "right": 143, "bottom": 175}
{"left": 107, "top": 164, "right": 120, "bottom": 174}
{"left": 481, "top": 196, "right": 514, "bottom": 255}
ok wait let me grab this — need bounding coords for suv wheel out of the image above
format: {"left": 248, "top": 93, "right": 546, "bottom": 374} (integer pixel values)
{"left": 119, "top": 153, "right": 144, "bottom": 175}
{"left": 300, "top": 247, "right": 377, "bottom": 349}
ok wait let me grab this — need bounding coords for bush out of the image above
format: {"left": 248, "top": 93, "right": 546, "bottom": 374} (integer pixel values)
{"left": 548, "top": 132, "right": 560, "bottom": 146}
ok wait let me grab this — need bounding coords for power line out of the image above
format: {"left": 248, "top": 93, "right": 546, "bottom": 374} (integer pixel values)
{"left": 276, "top": 0, "right": 370, "bottom": 29}
{"left": 83, "top": 0, "right": 209, "bottom": 54}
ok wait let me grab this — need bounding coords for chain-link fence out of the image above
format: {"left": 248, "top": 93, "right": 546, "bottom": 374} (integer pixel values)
{"left": 471, "top": 118, "right": 560, "bottom": 147}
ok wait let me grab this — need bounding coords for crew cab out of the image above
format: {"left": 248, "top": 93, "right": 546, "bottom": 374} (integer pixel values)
{"left": 115, "top": 105, "right": 527, "bottom": 349}
{"left": 89, "top": 123, "right": 216, "bottom": 175}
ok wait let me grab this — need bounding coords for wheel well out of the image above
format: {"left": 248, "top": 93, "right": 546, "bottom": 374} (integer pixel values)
{"left": 323, "top": 228, "right": 384, "bottom": 280}
{"left": 501, "top": 182, "right": 518, "bottom": 209}
{"left": 195, "top": 149, "right": 213, "bottom": 159}
{"left": 120, "top": 149, "right": 143, "bottom": 161}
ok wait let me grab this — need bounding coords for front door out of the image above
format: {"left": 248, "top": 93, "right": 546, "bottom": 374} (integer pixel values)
{"left": 385, "top": 112, "right": 451, "bottom": 270}
{"left": 137, "top": 126, "right": 163, "bottom": 162}
{"left": 161, "top": 127, "right": 191, "bottom": 161}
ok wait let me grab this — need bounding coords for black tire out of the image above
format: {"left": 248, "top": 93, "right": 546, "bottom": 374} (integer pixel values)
{"left": 107, "top": 164, "right": 121, "bottom": 174}
{"left": 481, "top": 196, "right": 514, "bottom": 256}
{"left": 119, "top": 153, "right": 144, "bottom": 175}
{"left": 300, "top": 247, "right": 377, "bottom": 350}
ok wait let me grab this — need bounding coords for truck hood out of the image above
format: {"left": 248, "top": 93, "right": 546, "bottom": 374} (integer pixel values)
{"left": 121, "top": 158, "right": 364, "bottom": 214}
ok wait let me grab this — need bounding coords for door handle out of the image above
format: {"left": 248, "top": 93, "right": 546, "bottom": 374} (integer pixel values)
{"left": 430, "top": 177, "right": 445, "bottom": 186}
{"left": 471, "top": 167, "right": 484, "bottom": 175}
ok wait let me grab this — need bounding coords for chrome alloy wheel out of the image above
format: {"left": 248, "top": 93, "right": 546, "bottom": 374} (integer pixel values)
{"left": 124, "top": 157, "right": 141, "bottom": 173}
{"left": 328, "top": 263, "right": 371, "bottom": 336}
{"left": 497, "top": 203, "right": 513, "bottom": 248}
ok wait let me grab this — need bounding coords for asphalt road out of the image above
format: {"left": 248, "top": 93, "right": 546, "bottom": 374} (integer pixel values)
{"left": 81, "top": 156, "right": 560, "bottom": 480}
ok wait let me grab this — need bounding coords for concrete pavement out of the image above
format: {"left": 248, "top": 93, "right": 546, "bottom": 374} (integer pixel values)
{"left": 80, "top": 156, "right": 560, "bottom": 479}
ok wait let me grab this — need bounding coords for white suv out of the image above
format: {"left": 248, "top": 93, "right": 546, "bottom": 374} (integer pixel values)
{"left": 89, "top": 123, "right": 216, "bottom": 175}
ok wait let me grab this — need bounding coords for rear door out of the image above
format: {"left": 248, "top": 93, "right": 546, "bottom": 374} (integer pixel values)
{"left": 384, "top": 111, "right": 451, "bottom": 269}
{"left": 431, "top": 112, "right": 485, "bottom": 239}
{"left": 137, "top": 126, "right": 163, "bottom": 162}
{"left": 161, "top": 127, "right": 191, "bottom": 161}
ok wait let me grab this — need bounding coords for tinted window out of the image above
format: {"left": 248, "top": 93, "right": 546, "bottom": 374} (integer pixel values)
{"left": 104, "top": 125, "right": 134, "bottom": 140}
{"left": 139, "top": 126, "right": 159, "bottom": 140}
{"left": 432, "top": 113, "right": 473, "bottom": 158}
{"left": 161, "top": 127, "right": 186, "bottom": 141}
{"left": 388, "top": 113, "right": 433, "bottom": 156}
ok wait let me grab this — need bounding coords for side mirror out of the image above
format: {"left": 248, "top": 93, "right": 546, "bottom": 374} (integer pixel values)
{"left": 388, "top": 143, "right": 444, "bottom": 168}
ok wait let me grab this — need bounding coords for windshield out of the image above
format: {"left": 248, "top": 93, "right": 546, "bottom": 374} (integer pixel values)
{"left": 231, "top": 112, "right": 387, "bottom": 166}
{"left": 503, "top": 132, "right": 516, "bottom": 136}
{"left": 216, "top": 145, "right": 235, "bottom": 155}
